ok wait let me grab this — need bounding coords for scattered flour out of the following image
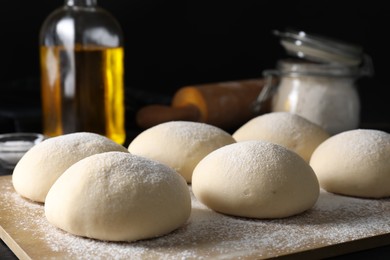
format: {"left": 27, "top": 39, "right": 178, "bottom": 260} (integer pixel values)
{"left": 2, "top": 178, "right": 390, "bottom": 259}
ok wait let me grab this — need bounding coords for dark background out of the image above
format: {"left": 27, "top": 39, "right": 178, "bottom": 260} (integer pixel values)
{"left": 0, "top": 0, "right": 389, "bottom": 136}
{"left": 0, "top": 2, "right": 390, "bottom": 258}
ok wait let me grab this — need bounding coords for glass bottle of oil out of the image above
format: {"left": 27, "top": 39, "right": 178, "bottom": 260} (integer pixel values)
{"left": 39, "top": 0, "right": 126, "bottom": 144}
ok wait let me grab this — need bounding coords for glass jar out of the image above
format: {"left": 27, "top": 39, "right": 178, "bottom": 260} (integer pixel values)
{"left": 39, "top": 0, "right": 126, "bottom": 144}
{"left": 270, "top": 60, "right": 360, "bottom": 135}
{"left": 254, "top": 29, "right": 373, "bottom": 135}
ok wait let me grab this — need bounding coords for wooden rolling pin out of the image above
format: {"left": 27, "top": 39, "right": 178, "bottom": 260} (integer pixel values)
{"left": 136, "top": 78, "right": 271, "bottom": 130}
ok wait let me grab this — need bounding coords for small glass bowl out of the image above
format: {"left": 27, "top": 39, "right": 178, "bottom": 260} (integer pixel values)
{"left": 0, "top": 133, "right": 46, "bottom": 170}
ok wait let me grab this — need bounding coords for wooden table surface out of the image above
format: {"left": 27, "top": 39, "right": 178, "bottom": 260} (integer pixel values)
{"left": 2, "top": 174, "right": 390, "bottom": 259}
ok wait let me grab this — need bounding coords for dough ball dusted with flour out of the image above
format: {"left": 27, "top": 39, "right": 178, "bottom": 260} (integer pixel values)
{"left": 12, "top": 132, "right": 129, "bottom": 203}
{"left": 232, "top": 112, "right": 330, "bottom": 162}
{"left": 128, "top": 121, "right": 236, "bottom": 183}
{"left": 310, "top": 129, "right": 390, "bottom": 198}
{"left": 192, "top": 140, "right": 320, "bottom": 219}
{"left": 45, "top": 152, "right": 191, "bottom": 242}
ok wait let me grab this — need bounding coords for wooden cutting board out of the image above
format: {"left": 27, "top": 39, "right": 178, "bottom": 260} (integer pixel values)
{"left": 2, "top": 175, "right": 390, "bottom": 259}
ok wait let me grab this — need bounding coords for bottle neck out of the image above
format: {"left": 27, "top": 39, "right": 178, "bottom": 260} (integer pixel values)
{"left": 65, "top": 0, "right": 97, "bottom": 7}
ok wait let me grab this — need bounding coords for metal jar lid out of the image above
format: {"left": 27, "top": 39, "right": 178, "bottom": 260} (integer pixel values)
{"left": 273, "top": 29, "right": 364, "bottom": 66}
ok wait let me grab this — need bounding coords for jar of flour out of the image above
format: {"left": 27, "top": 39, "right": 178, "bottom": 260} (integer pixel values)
{"left": 255, "top": 29, "right": 373, "bottom": 135}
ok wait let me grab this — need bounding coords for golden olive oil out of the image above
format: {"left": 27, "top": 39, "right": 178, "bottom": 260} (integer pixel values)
{"left": 40, "top": 45, "right": 125, "bottom": 144}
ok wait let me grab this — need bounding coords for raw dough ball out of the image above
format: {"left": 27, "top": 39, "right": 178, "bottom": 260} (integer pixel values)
{"left": 12, "top": 132, "right": 129, "bottom": 203}
{"left": 232, "top": 112, "right": 330, "bottom": 162}
{"left": 192, "top": 140, "right": 320, "bottom": 219}
{"left": 128, "top": 121, "right": 236, "bottom": 182}
{"left": 45, "top": 152, "right": 191, "bottom": 242}
{"left": 310, "top": 129, "right": 390, "bottom": 198}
